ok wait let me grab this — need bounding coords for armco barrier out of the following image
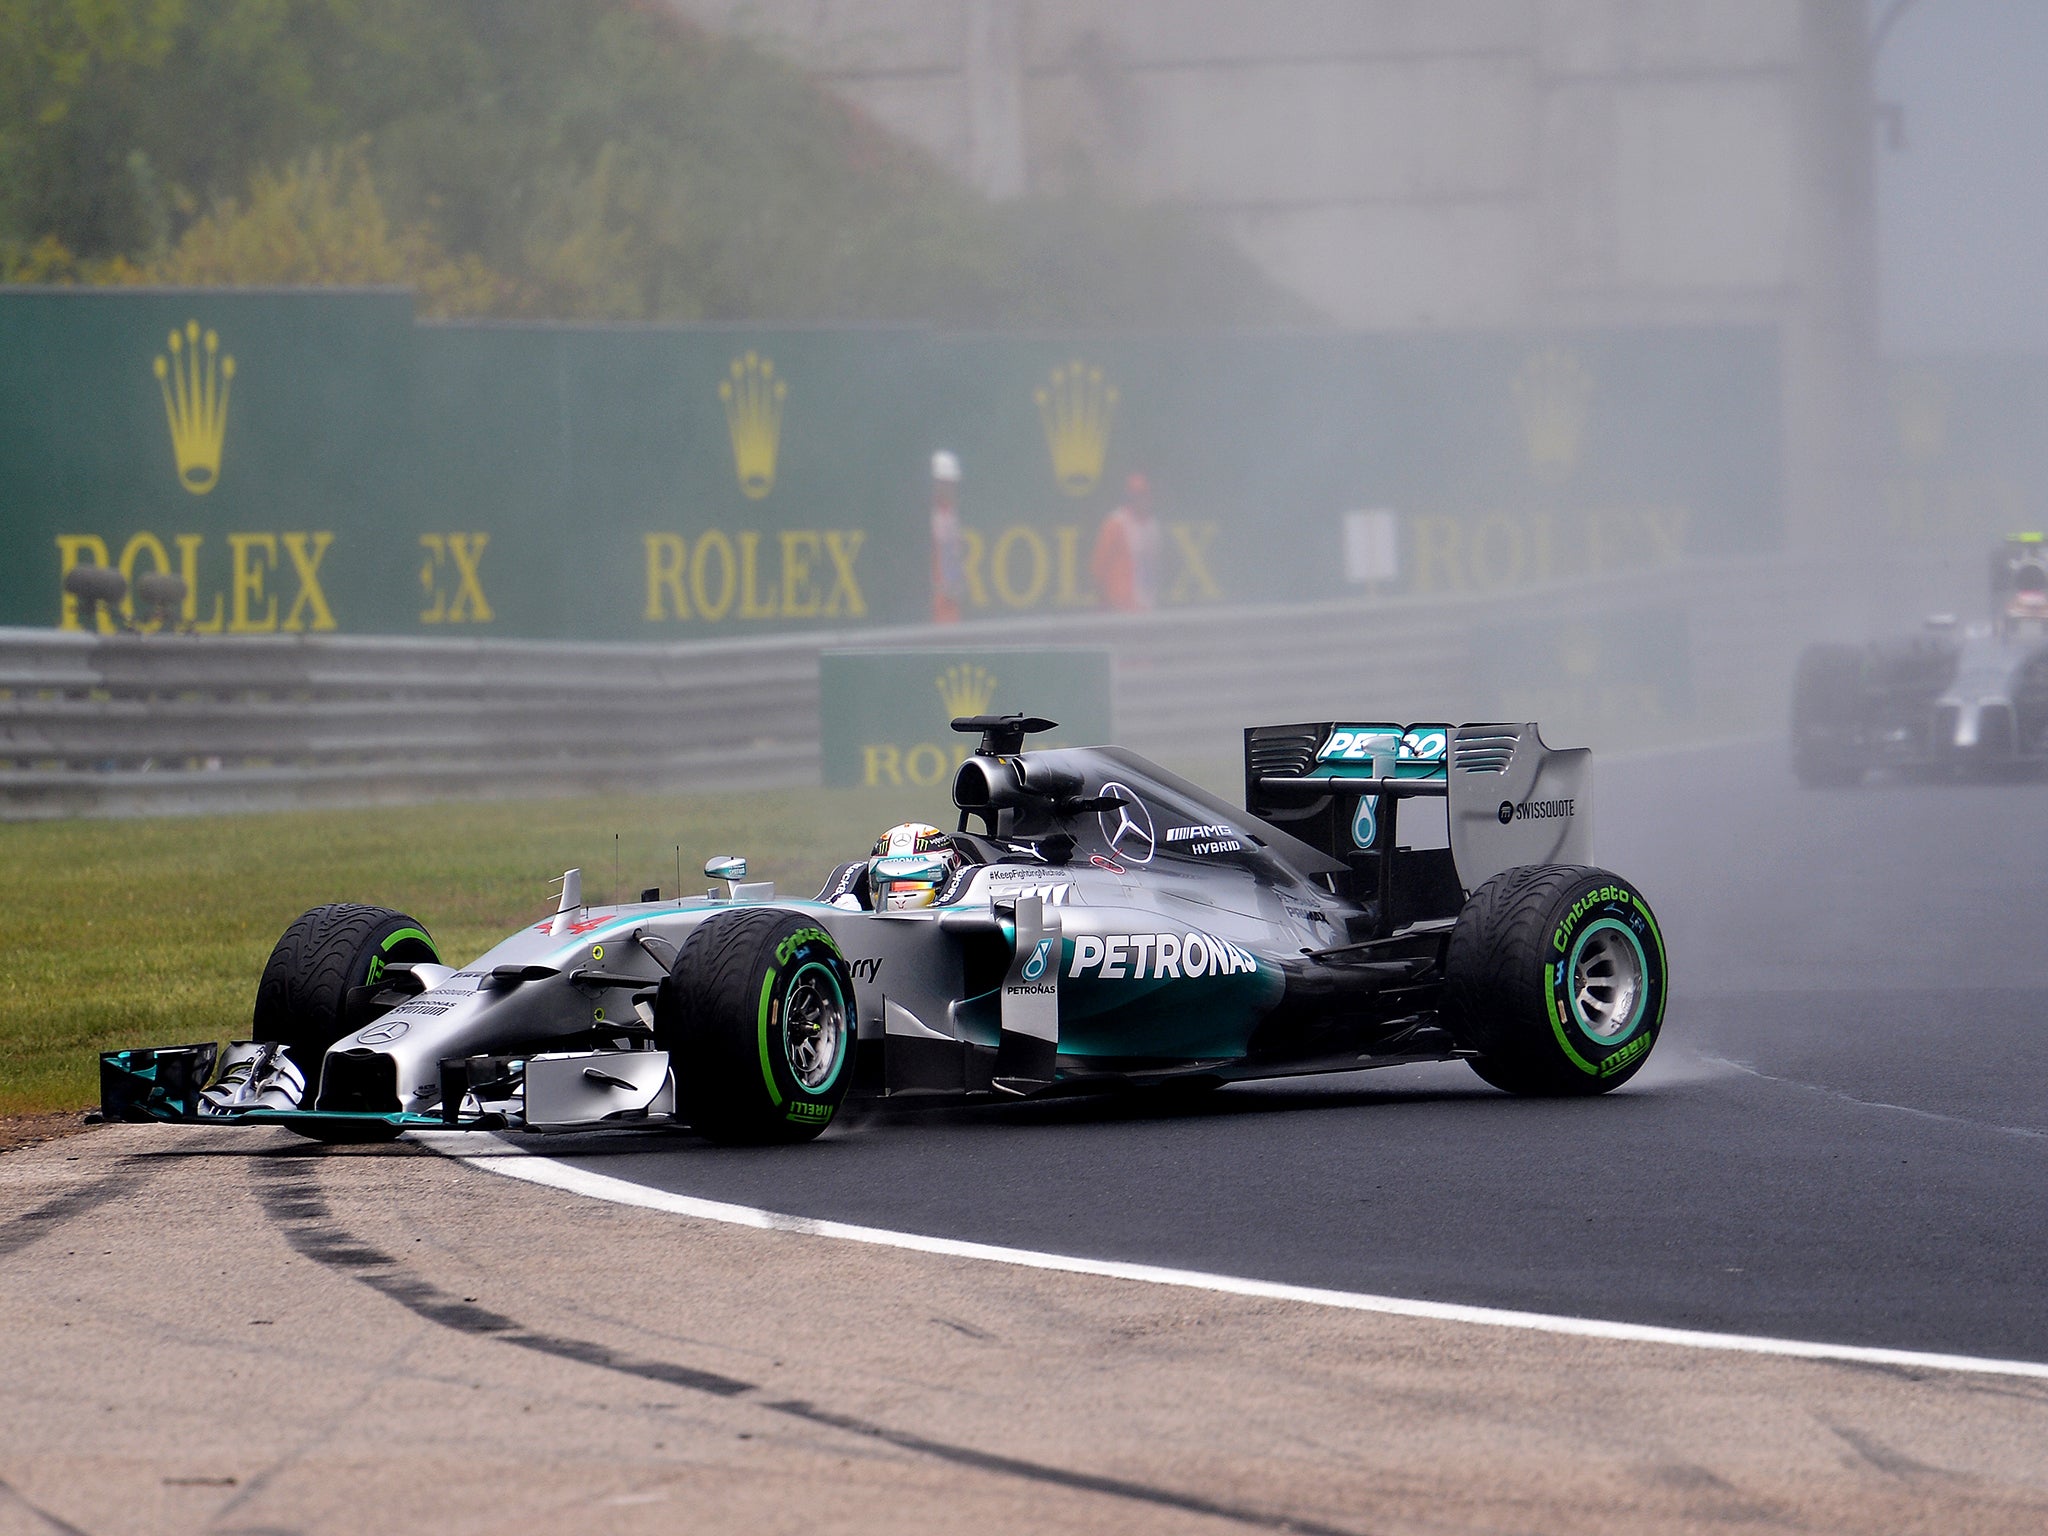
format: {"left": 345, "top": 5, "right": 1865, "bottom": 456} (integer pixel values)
{"left": 0, "top": 557, "right": 1833, "bottom": 818}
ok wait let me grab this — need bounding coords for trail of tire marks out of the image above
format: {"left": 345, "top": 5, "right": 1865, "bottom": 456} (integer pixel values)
{"left": 1700, "top": 1054, "right": 2048, "bottom": 1143}
{"left": 0, "top": 1476, "right": 94, "bottom": 1536}
{"left": 0, "top": 1174, "right": 139, "bottom": 1262}
{"left": 253, "top": 1153, "right": 1372, "bottom": 1536}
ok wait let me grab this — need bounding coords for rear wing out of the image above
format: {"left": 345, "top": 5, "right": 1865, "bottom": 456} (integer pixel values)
{"left": 1244, "top": 722, "right": 1592, "bottom": 909}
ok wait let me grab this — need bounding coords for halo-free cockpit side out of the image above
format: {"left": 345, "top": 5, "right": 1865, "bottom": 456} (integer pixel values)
{"left": 101, "top": 714, "right": 1668, "bottom": 1145}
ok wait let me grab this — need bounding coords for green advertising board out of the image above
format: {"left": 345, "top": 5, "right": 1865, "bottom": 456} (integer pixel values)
{"left": 2, "top": 286, "right": 1784, "bottom": 639}
{"left": 0, "top": 287, "right": 419, "bottom": 635}
{"left": 920, "top": 328, "right": 1781, "bottom": 612}
{"left": 819, "top": 648, "right": 1113, "bottom": 789}
{"left": 409, "top": 324, "right": 934, "bottom": 638}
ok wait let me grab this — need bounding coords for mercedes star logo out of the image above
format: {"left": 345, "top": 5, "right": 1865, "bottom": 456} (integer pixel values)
{"left": 1096, "top": 781, "right": 1155, "bottom": 864}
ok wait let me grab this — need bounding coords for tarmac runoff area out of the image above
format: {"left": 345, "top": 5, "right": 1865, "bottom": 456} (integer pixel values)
{"left": 3, "top": 1122, "right": 2047, "bottom": 1536}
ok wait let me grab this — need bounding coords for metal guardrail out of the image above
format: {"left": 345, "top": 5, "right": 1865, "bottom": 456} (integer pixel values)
{"left": 1, "top": 558, "right": 1822, "bottom": 818}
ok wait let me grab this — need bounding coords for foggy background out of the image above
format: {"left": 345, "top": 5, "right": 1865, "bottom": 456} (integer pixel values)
{"left": 7, "top": 0, "right": 2048, "bottom": 804}
{"left": 667, "top": 0, "right": 2048, "bottom": 731}
{"left": 672, "top": 0, "right": 2045, "bottom": 590}
{"left": 1876, "top": 0, "right": 2048, "bottom": 353}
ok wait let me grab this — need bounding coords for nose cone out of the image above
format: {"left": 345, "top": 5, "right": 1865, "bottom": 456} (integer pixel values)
{"left": 326, "top": 973, "right": 497, "bottom": 1110}
{"left": 1939, "top": 699, "right": 2016, "bottom": 757}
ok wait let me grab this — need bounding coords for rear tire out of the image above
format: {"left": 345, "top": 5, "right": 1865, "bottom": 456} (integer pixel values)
{"left": 1463, "top": 1052, "right": 1557, "bottom": 1096}
{"left": 1792, "top": 643, "right": 1867, "bottom": 787}
{"left": 655, "top": 909, "right": 857, "bottom": 1145}
{"left": 252, "top": 904, "right": 439, "bottom": 1105}
{"left": 1446, "top": 865, "right": 1667, "bottom": 1096}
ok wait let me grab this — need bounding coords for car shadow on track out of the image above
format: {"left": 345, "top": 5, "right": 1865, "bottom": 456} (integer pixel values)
{"left": 113, "top": 1060, "right": 1697, "bottom": 1163}
{"left": 521, "top": 1067, "right": 1687, "bottom": 1160}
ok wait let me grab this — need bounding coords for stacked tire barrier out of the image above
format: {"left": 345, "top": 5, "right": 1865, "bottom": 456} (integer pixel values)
{"left": 0, "top": 557, "right": 1848, "bottom": 818}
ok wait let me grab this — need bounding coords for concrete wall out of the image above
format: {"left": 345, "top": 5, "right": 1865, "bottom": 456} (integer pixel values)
{"left": 671, "top": 0, "right": 1875, "bottom": 546}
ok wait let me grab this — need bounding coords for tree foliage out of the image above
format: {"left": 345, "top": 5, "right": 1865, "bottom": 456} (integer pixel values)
{"left": 0, "top": 0, "right": 1304, "bottom": 326}
{"left": 128, "top": 143, "right": 496, "bottom": 312}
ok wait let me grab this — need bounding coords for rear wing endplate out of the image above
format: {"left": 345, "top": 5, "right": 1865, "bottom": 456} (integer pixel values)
{"left": 1443, "top": 723, "right": 1591, "bottom": 889}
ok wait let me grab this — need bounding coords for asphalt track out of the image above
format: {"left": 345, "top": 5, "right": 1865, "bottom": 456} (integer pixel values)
{"left": 545, "top": 743, "right": 2048, "bottom": 1365}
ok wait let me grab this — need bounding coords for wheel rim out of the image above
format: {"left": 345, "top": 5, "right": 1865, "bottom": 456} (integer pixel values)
{"left": 783, "top": 963, "right": 847, "bottom": 1091}
{"left": 1567, "top": 919, "right": 1648, "bottom": 1044}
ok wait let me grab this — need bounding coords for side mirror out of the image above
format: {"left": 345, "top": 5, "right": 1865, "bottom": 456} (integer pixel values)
{"left": 703, "top": 855, "right": 747, "bottom": 882}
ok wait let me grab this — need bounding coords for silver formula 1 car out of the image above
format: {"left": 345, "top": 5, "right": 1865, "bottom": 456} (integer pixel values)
{"left": 1794, "top": 535, "right": 2048, "bottom": 786}
{"left": 101, "top": 714, "right": 1669, "bottom": 1144}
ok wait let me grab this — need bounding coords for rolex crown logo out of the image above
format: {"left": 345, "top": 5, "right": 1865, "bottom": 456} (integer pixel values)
{"left": 153, "top": 319, "right": 235, "bottom": 495}
{"left": 935, "top": 663, "right": 999, "bottom": 719}
{"left": 1512, "top": 345, "right": 1593, "bottom": 482}
{"left": 1035, "top": 361, "right": 1117, "bottom": 497}
{"left": 719, "top": 351, "right": 787, "bottom": 500}
{"left": 1890, "top": 369, "right": 1950, "bottom": 466}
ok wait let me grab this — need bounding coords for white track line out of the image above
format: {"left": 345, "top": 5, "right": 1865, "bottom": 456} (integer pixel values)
{"left": 422, "top": 1133, "right": 2048, "bottom": 1383}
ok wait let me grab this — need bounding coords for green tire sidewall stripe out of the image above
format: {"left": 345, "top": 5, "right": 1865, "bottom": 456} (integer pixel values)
{"left": 1632, "top": 892, "right": 1669, "bottom": 1002}
{"left": 755, "top": 968, "right": 783, "bottom": 1108}
{"left": 1545, "top": 985, "right": 1600, "bottom": 1076}
{"left": 365, "top": 925, "right": 437, "bottom": 991}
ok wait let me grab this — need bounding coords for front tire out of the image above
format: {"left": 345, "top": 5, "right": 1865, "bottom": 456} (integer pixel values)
{"left": 252, "top": 903, "right": 439, "bottom": 1103}
{"left": 1446, "top": 866, "right": 1667, "bottom": 1096}
{"left": 655, "top": 909, "right": 857, "bottom": 1145}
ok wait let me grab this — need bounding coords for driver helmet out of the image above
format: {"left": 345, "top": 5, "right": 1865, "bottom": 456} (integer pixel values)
{"left": 867, "top": 822, "right": 960, "bottom": 911}
{"left": 2005, "top": 564, "right": 2048, "bottom": 629}
{"left": 1995, "top": 537, "right": 2048, "bottom": 633}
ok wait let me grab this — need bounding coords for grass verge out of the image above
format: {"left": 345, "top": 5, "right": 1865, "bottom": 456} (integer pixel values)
{"left": 0, "top": 785, "right": 934, "bottom": 1116}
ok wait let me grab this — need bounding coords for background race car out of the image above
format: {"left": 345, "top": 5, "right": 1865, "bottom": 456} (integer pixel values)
{"left": 1794, "top": 535, "right": 2048, "bottom": 785}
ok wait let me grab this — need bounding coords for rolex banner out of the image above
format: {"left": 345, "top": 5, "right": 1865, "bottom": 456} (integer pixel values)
{"left": 915, "top": 330, "right": 1780, "bottom": 614}
{"left": 818, "top": 648, "right": 1113, "bottom": 789}
{"left": 410, "top": 324, "right": 932, "bottom": 635}
{"left": 1, "top": 287, "right": 1783, "bottom": 639}
{"left": 1, "top": 289, "right": 418, "bottom": 636}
